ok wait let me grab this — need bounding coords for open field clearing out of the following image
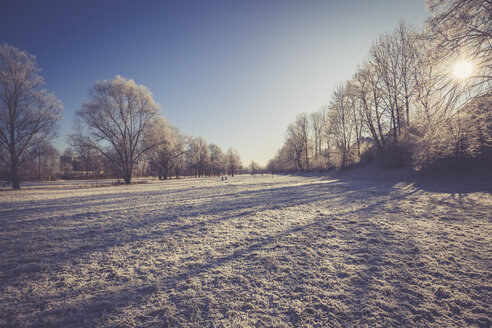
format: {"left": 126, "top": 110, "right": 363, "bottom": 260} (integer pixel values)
{"left": 1, "top": 170, "right": 491, "bottom": 327}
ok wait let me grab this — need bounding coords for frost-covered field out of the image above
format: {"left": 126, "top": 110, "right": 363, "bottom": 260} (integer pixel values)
{"left": 1, "top": 170, "right": 491, "bottom": 327}
{"left": 0, "top": 177, "right": 156, "bottom": 191}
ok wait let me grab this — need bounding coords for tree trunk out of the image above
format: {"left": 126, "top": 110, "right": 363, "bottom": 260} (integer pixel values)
{"left": 124, "top": 168, "right": 132, "bottom": 184}
{"left": 405, "top": 95, "right": 410, "bottom": 126}
{"left": 11, "top": 157, "right": 20, "bottom": 190}
{"left": 305, "top": 142, "right": 309, "bottom": 171}
{"left": 38, "top": 154, "right": 41, "bottom": 180}
{"left": 391, "top": 109, "right": 398, "bottom": 142}
{"left": 9, "top": 114, "right": 20, "bottom": 189}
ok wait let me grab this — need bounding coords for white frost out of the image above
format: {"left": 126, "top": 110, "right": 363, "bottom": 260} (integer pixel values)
{"left": 0, "top": 172, "right": 491, "bottom": 327}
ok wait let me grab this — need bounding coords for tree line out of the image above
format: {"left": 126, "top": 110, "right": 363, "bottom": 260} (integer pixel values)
{"left": 267, "top": 0, "right": 491, "bottom": 173}
{"left": 0, "top": 52, "right": 242, "bottom": 189}
{"left": 2, "top": 1, "right": 490, "bottom": 189}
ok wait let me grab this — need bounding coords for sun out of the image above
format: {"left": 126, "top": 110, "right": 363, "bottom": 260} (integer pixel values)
{"left": 452, "top": 60, "right": 474, "bottom": 79}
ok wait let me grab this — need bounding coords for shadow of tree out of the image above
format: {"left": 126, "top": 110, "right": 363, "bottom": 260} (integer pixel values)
{"left": 1, "top": 173, "right": 490, "bottom": 327}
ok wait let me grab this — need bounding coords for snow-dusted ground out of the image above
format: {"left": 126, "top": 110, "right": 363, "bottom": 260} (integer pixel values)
{"left": 1, "top": 170, "right": 491, "bottom": 327}
{"left": 0, "top": 177, "right": 157, "bottom": 191}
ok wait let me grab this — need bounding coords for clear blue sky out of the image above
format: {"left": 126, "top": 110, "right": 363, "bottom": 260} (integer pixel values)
{"left": 1, "top": 0, "right": 429, "bottom": 166}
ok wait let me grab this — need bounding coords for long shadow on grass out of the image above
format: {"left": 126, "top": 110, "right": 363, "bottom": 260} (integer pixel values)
{"left": 5, "top": 173, "right": 488, "bottom": 326}
{"left": 0, "top": 181, "right": 225, "bottom": 218}
{"left": 316, "top": 166, "right": 492, "bottom": 194}
{"left": 0, "top": 178, "right": 354, "bottom": 243}
{"left": 0, "top": 180, "right": 361, "bottom": 280}
{"left": 1, "top": 186, "right": 421, "bottom": 327}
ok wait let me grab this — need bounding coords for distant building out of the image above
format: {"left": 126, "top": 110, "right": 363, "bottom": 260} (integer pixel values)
{"left": 60, "top": 155, "right": 76, "bottom": 165}
{"left": 60, "top": 155, "right": 104, "bottom": 178}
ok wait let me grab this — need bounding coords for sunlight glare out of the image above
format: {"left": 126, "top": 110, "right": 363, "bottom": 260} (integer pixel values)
{"left": 452, "top": 60, "right": 474, "bottom": 79}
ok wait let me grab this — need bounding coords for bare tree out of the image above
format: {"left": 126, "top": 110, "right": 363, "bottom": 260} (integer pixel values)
{"left": 68, "top": 120, "right": 102, "bottom": 178}
{"left": 352, "top": 65, "right": 385, "bottom": 150}
{"left": 396, "top": 20, "right": 418, "bottom": 125}
{"left": 328, "top": 83, "right": 355, "bottom": 168}
{"left": 173, "top": 148, "right": 187, "bottom": 179}
{"left": 268, "top": 142, "right": 298, "bottom": 173}
{"left": 286, "top": 123, "right": 304, "bottom": 171}
{"left": 346, "top": 81, "right": 366, "bottom": 158}
{"left": 0, "top": 44, "right": 62, "bottom": 189}
{"left": 250, "top": 160, "right": 257, "bottom": 175}
{"left": 208, "top": 143, "right": 225, "bottom": 176}
{"left": 426, "top": 0, "right": 492, "bottom": 95}
{"left": 286, "top": 113, "right": 311, "bottom": 171}
{"left": 321, "top": 106, "right": 333, "bottom": 167}
{"left": 30, "top": 139, "right": 60, "bottom": 180}
{"left": 370, "top": 32, "right": 405, "bottom": 141}
{"left": 297, "top": 113, "right": 311, "bottom": 170}
{"left": 73, "top": 76, "right": 159, "bottom": 184}
{"left": 368, "top": 22, "right": 419, "bottom": 141}
{"left": 186, "top": 137, "right": 210, "bottom": 177}
{"left": 412, "top": 33, "right": 462, "bottom": 125}
{"left": 226, "top": 147, "right": 241, "bottom": 177}
{"left": 370, "top": 36, "right": 394, "bottom": 141}
{"left": 310, "top": 109, "right": 326, "bottom": 167}
{"left": 145, "top": 117, "right": 186, "bottom": 180}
